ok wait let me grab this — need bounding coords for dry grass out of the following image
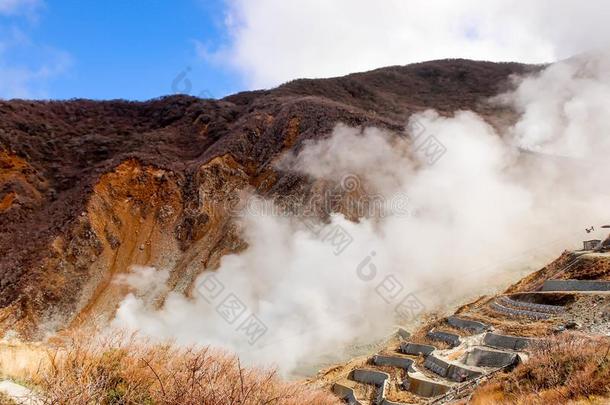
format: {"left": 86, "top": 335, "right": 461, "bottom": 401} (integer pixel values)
{"left": 0, "top": 341, "right": 49, "bottom": 382}
{"left": 26, "top": 331, "right": 339, "bottom": 405}
{"left": 0, "top": 392, "right": 17, "bottom": 405}
{"left": 471, "top": 333, "right": 610, "bottom": 404}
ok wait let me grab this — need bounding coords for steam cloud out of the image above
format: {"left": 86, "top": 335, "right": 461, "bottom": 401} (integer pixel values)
{"left": 113, "top": 51, "right": 610, "bottom": 376}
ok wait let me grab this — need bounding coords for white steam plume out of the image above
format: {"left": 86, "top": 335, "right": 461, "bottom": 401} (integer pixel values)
{"left": 113, "top": 51, "right": 610, "bottom": 376}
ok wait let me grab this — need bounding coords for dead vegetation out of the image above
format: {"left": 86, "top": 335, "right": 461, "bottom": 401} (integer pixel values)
{"left": 0, "top": 392, "right": 17, "bottom": 405}
{"left": 26, "top": 332, "right": 339, "bottom": 405}
{"left": 471, "top": 333, "right": 610, "bottom": 404}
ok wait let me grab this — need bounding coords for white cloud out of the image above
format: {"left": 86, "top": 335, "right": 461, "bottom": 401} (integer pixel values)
{"left": 215, "top": 0, "right": 610, "bottom": 89}
{"left": 0, "top": 38, "right": 72, "bottom": 99}
{"left": 0, "top": 0, "right": 41, "bottom": 18}
{"left": 0, "top": 2, "right": 72, "bottom": 99}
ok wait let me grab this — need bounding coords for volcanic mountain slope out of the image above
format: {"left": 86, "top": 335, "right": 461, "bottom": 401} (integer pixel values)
{"left": 0, "top": 59, "right": 537, "bottom": 339}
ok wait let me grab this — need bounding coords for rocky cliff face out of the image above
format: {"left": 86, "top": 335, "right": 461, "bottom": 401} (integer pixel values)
{"left": 0, "top": 59, "right": 536, "bottom": 339}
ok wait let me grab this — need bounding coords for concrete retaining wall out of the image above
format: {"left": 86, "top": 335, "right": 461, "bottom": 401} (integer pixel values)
{"left": 447, "top": 316, "right": 488, "bottom": 333}
{"left": 351, "top": 369, "right": 412, "bottom": 405}
{"left": 499, "top": 296, "right": 565, "bottom": 314}
{"left": 490, "top": 301, "right": 550, "bottom": 320}
{"left": 403, "top": 372, "right": 451, "bottom": 398}
{"left": 511, "top": 292, "right": 575, "bottom": 306}
{"left": 427, "top": 330, "right": 460, "bottom": 347}
{"left": 424, "top": 355, "right": 450, "bottom": 378}
{"left": 424, "top": 354, "right": 482, "bottom": 382}
{"left": 483, "top": 332, "right": 535, "bottom": 351}
{"left": 542, "top": 279, "right": 610, "bottom": 291}
{"left": 376, "top": 379, "right": 389, "bottom": 404}
{"left": 332, "top": 382, "right": 364, "bottom": 405}
{"left": 395, "top": 327, "right": 410, "bottom": 340}
{"left": 447, "top": 364, "right": 482, "bottom": 382}
{"left": 583, "top": 240, "right": 601, "bottom": 250}
{"left": 400, "top": 342, "right": 435, "bottom": 356}
{"left": 352, "top": 369, "right": 389, "bottom": 386}
{"left": 373, "top": 355, "right": 414, "bottom": 371}
{"left": 463, "top": 347, "right": 519, "bottom": 368}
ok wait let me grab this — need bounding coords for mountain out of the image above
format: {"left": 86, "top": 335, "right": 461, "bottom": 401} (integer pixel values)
{"left": 0, "top": 59, "right": 536, "bottom": 339}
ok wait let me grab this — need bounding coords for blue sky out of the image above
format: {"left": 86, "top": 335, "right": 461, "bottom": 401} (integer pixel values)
{"left": 0, "top": 0, "right": 240, "bottom": 100}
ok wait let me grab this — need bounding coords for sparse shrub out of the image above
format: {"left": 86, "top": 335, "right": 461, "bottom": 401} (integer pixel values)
{"left": 0, "top": 391, "right": 17, "bottom": 405}
{"left": 471, "top": 333, "right": 610, "bottom": 404}
{"left": 32, "top": 331, "right": 339, "bottom": 405}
